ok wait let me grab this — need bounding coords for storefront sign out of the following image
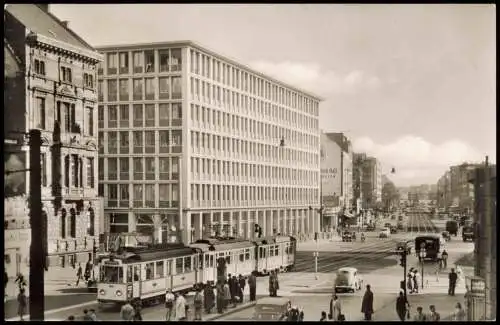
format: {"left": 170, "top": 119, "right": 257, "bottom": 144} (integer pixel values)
{"left": 320, "top": 134, "right": 342, "bottom": 198}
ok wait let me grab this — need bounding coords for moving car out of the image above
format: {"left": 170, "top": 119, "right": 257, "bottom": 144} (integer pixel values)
{"left": 384, "top": 223, "right": 392, "bottom": 228}
{"left": 396, "top": 240, "right": 413, "bottom": 254}
{"left": 462, "top": 225, "right": 475, "bottom": 242}
{"left": 253, "top": 297, "right": 290, "bottom": 321}
{"left": 415, "top": 235, "right": 446, "bottom": 261}
{"left": 334, "top": 267, "right": 363, "bottom": 293}
{"left": 342, "top": 231, "right": 356, "bottom": 242}
{"left": 379, "top": 228, "right": 390, "bottom": 238}
{"left": 390, "top": 226, "right": 398, "bottom": 234}
{"left": 445, "top": 220, "right": 459, "bottom": 236}
{"left": 441, "top": 231, "right": 451, "bottom": 241}
{"left": 365, "top": 224, "right": 376, "bottom": 232}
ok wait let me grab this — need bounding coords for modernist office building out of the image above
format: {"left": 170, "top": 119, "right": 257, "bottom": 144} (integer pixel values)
{"left": 5, "top": 4, "right": 103, "bottom": 270}
{"left": 97, "top": 41, "right": 322, "bottom": 243}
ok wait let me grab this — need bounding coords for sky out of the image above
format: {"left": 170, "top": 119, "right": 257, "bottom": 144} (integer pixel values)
{"left": 50, "top": 4, "right": 496, "bottom": 186}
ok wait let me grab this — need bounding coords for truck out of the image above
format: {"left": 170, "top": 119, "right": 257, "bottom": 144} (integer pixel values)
{"left": 445, "top": 220, "right": 459, "bottom": 236}
{"left": 462, "top": 225, "right": 475, "bottom": 242}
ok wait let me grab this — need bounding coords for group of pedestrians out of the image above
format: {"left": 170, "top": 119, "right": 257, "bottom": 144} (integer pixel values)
{"left": 406, "top": 268, "right": 421, "bottom": 294}
{"left": 76, "top": 261, "right": 94, "bottom": 287}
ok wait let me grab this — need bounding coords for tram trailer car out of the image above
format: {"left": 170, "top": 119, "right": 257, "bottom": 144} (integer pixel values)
{"left": 253, "top": 235, "right": 296, "bottom": 275}
{"left": 97, "top": 243, "right": 201, "bottom": 306}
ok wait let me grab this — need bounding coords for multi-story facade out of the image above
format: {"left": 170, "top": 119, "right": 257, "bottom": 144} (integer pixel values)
{"left": 352, "top": 152, "right": 367, "bottom": 212}
{"left": 97, "top": 41, "right": 322, "bottom": 244}
{"left": 4, "top": 4, "right": 103, "bottom": 269}
{"left": 436, "top": 163, "right": 480, "bottom": 213}
{"left": 361, "top": 156, "right": 382, "bottom": 209}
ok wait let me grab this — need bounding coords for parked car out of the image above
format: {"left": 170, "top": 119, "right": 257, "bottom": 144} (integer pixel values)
{"left": 334, "top": 267, "right": 363, "bottom": 293}
{"left": 390, "top": 226, "right": 398, "bottom": 234}
{"left": 384, "top": 223, "right": 392, "bottom": 228}
{"left": 342, "top": 231, "right": 356, "bottom": 242}
{"left": 379, "top": 228, "right": 390, "bottom": 238}
{"left": 366, "top": 224, "right": 376, "bottom": 231}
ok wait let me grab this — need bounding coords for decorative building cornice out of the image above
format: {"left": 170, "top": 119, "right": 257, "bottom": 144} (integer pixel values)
{"left": 26, "top": 32, "right": 103, "bottom": 64}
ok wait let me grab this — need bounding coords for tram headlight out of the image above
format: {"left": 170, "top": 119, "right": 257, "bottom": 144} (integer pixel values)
{"left": 99, "top": 289, "right": 106, "bottom": 295}
{"left": 116, "top": 290, "right": 123, "bottom": 297}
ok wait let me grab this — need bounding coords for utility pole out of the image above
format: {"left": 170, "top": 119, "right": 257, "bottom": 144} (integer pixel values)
{"left": 29, "top": 129, "right": 45, "bottom": 320}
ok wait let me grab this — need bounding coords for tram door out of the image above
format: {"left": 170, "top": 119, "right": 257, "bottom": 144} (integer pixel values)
{"left": 132, "top": 265, "right": 141, "bottom": 298}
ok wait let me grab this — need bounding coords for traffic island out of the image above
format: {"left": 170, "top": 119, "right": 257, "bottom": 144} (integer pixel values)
{"left": 204, "top": 300, "right": 257, "bottom": 321}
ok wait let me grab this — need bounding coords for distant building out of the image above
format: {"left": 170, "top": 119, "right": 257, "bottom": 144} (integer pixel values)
{"left": 4, "top": 4, "right": 103, "bottom": 269}
{"left": 436, "top": 163, "right": 481, "bottom": 213}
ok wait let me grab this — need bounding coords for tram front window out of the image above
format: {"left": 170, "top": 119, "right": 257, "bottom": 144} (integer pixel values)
{"left": 100, "top": 266, "right": 124, "bottom": 283}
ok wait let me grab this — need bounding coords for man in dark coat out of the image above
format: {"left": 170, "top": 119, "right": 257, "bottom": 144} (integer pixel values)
{"left": 231, "top": 275, "right": 239, "bottom": 306}
{"left": 361, "top": 284, "right": 374, "bottom": 320}
{"left": 395, "top": 291, "right": 409, "bottom": 321}
{"left": 204, "top": 283, "right": 215, "bottom": 314}
{"left": 238, "top": 275, "right": 246, "bottom": 303}
{"left": 269, "top": 271, "right": 276, "bottom": 297}
{"left": 248, "top": 272, "right": 257, "bottom": 301}
{"left": 216, "top": 282, "right": 224, "bottom": 314}
{"left": 227, "top": 274, "right": 235, "bottom": 304}
{"left": 448, "top": 268, "right": 458, "bottom": 296}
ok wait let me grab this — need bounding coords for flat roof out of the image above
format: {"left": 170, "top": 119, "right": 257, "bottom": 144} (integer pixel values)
{"left": 95, "top": 40, "right": 323, "bottom": 101}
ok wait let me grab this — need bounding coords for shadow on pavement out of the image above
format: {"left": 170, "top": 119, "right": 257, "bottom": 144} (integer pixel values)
{"left": 57, "top": 287, "right": 95, "bottom": 294}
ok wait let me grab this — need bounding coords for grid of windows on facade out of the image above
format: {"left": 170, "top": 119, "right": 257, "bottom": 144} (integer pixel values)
{"left": 40, "top": 153, "right": 95, "bottom": 189}
{"left": 189, "top": 49, "right": 320, "bottom": 116}
{"left": 97, "top": 130, "right": 182, "bottom": 155}
{"left": 99, "top": 157, "right": 179, "bottom": 182}
{"left": 106, "top": 183, "right": 179, "bottom": 209}
{"left": 97, "top": 103, "right": 182, "bottom": 129}
{"left": 101, "top": 76, "right": 182, "bottom": 102}
{"left": 108, "top": 213, "right": 179, "bottom": 236}
{"left": 190, "top": 183, "right": 318, "bottom": 209}
{"left": 99, "top": 49, "right": 182, "bottom": 76}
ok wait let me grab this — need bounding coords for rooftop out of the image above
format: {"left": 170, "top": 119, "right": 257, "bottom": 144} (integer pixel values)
{"left": 96, "top": 40, "right": 323, "bottom": 101}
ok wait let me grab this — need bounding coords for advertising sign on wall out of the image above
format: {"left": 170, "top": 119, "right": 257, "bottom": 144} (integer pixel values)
{"left": 321, "top": 133, "right": 342, "bottom": 206}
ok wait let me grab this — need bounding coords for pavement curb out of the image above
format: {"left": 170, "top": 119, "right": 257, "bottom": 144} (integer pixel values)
{"left": 204, "top": 301, "right": 257, "bottom": 321}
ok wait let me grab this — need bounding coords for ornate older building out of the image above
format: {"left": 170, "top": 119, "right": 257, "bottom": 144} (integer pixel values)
{"left": 4, "top": 4, "right": 103, "bottom": 269}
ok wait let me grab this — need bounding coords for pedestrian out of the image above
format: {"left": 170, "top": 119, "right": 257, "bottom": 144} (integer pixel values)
{"left": 329, "top": 294, "right": 342, "bottom": 321}
{"left": 231, "top": 275, "right": 239, "bottom": 306}
{"left": 238, "top": 275, "right": 246, "bottom": 303}
{"left": 395, "top": 291, "right": 410, "bottom": 321}
{"left": 441, "top": 250, "right": 448, "bottom": 269}
{"left": 413, "top": 306, "right": 427, "bottom": 321}
{"left": 269, "top": 270, "right": 275, "bottom": 297}
{"left": 15, "top": 273, "right": 27, "bottom": 291}
{"left": 175, "top": 293, "right": 187, "bottom": 321}
{"left": 76, "top": 263, "right": 83, "bottom": 286}
{"left": 5, "top": 269, "right": 8, "bottom": 291}
{"left": 67, "top": 315, "right": 76, "bottom": 321}
{"left": 223, "top": 280, "right": 231, "bottom": 310}
{"left": 448, "top": 268, "right": 458, "bottom": 296}
{"left": 17, "top": 288, "right": 27, "bottom": 321}
{"left": 428, "top": 305, "right": 441, "bottom": 321}
{"left": 204, "top": 283, "right": 215, "bottom": 314}
{"left": 120, "top": 300, "right": 135, "bottom": 321}
{"left": 216, "top": 282, "right": 224, "bottom": 314}
{"left": 412, "top": 270, "right": 419, "bottom": 294}
{"left": 407, "top": 271, "right": 414, "bottom": 294}
{"left": 320, "top": 311, "right": 327, "bottom": 321}
{"left": 193, "top": 287, "right": 203, "bottom": 321}
{"left": 84, "top": 260, "right": 92, "bottom": 283}
{"left": 452, "top": 302, "right": 466, "bottom": 321}
{"left": 133, "top": 299, "right": 143, "bottom": 321}
{"left": 299, "top": 307, "right": 305, "bottom": 321}
{"left": 274, "top": 269, "right": 280, "bottom": 295}
{"left": 248, "top": 271, "right": 257, "bottom": 302}
{"left": 165, "top": 289, "right": 175, "bottom": 321}
{"left": 288, "top": 306, "right": 300, "bottom": 321}
{"left": 361, "top": 284, "right": 374, "bottom": 321}
{"left": 88, "top": 309, "right": 98, "bottom": 321}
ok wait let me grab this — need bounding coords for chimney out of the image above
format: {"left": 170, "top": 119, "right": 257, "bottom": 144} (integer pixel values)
{"left": 38, "top": 4, "right": 49, "bottom": 12}
{"left": 61, "top": 21, "right": 70, "bottom": 29}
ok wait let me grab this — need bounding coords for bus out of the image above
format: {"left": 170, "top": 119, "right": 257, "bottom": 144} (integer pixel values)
{"left": 415, "top": 234, "right": 446, "bottom": 262}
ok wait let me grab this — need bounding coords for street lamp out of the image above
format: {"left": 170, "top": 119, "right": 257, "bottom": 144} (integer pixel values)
{"left": 419, "top": 243, "right": 426, "bottom": 289}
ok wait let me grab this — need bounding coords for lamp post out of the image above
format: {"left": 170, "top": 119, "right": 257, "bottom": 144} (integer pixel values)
{"left": 419, "top": 243, "right": 426, "bottom": 289}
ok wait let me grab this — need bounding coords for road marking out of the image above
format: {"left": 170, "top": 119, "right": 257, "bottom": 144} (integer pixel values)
{"left": 6, "top": 300, "right": 96, "bottom": 321}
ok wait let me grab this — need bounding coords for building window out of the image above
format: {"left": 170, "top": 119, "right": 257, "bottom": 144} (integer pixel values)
{"left": 171, "top": 103, "right": 182, "bottom": 126}
{"left": 133, "top": 184, "right": 143, "bottom": 208}
{"left": 119, "top": 184, "right": 129, "bottom": 208}
{"left": 108, "top": 184, "right": 118, "bottom": 207}
{"left": 144, "top": 50, "right": 155, "bottom": 73}
{"left": 171, "top": 184, "right": 179, "bottom": 207}
{"left": 159, "top": 131, "right": 170, "bottom": 153}
{"left": 170, "top": 48, "right": 182, "bottom": 72}
{"left": 145, "top": 157, "right": 155, "bottom": 180}
{"left": 108, "top": 158, "right": 118, "bottom": 180}
{"left": 133, "top": 157, "right": 144, "bottom": 180}
{"left": 71, "top": 155, "right": 79, "bottom": 187}
{"left": 56, "top": 101, "right": 76, "bottom": 133}
{"left": 98, "top": 80, "right": 104, "bottom": 101}
{"left": 159, "top": 158, "right": 169, "bottom": 180}
{"left": 107, "top": 80, "right": 117, "bottom": 102}
{"left": 145, "top": 104, "right": 155, "bottom": 127}
{"left": 87, "top": 208, "right": 95, "bottom": 236}
{"left": 171, "top": 77, "right": 182, "bottom": 99}
{"left": 159, "top": 49, "right": 170, "bottom": 72}
{"left": 108, "top": 131, "right": 117, "bottom": 154}
{"left": 86, "top": 106, "right": 94, "bottom": 136}
{"left": 133, "top": 51, "right": 143, "bottom": 73}
{"left": 171, "top": 157, "right": 179, "bottom": 180}
{"left": 98, "top": 134, "right": 104, "bottom": 155}
{"left": 119, "top": 52, "right": 129, "bottom": 74}
{"left": 159, "top": 77, "right": 170, "bottom": 99}
{"left": 119, "top": 157, "right": 129, "bottom": 180}
{"left": 159, "top": 103, "right": 169, "bottom": 126}
{"left": 107, "top": 53, "right": 118, "bottom": 75}
{"left": 119, "top": 104, "right": 129, "bottom": 127}
{"left": 34, "top": 59, "right": 46, "bottom": 75}
{"left": 35, "top": 97, "right": 45, "bottom": 130}
{"left": 41, "top": 153, "right": 47, "bottom": 187}
{"left": 87, "top": 158, "right": 94, "bottom": 188}
{"left": 119, "top": 79, "right": 129, "bottom": 101}
{"left": 84, "top": 73, "right": 94, "bottom": 88}
{"left": 119, "top": 131, "right": 129, "bottom": 154}
{"left": 133, "top": 131, "right": 143, "bottom": 153}
{"left": 60, "top": 66, "right": 72, "bottom": 82}
{"left": 171, "top": 131, "right": 182, "bottom": 154}
{"left": 145, "top": 184, "right": 155, "bottom": 208}
{"left": 159, "top": 184, "right": 170, "bottom": 208}
{"left": 145, "top": 131, "right": 155, "bottom": 154}
{"left": 145, "top": 78, "right": 155, "bottom": 100}
{"left": 133, "top": 104, "right": 143, "bottom": 127}
{"left": 133, "top": 79, "right": 143, "bottom": 100}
